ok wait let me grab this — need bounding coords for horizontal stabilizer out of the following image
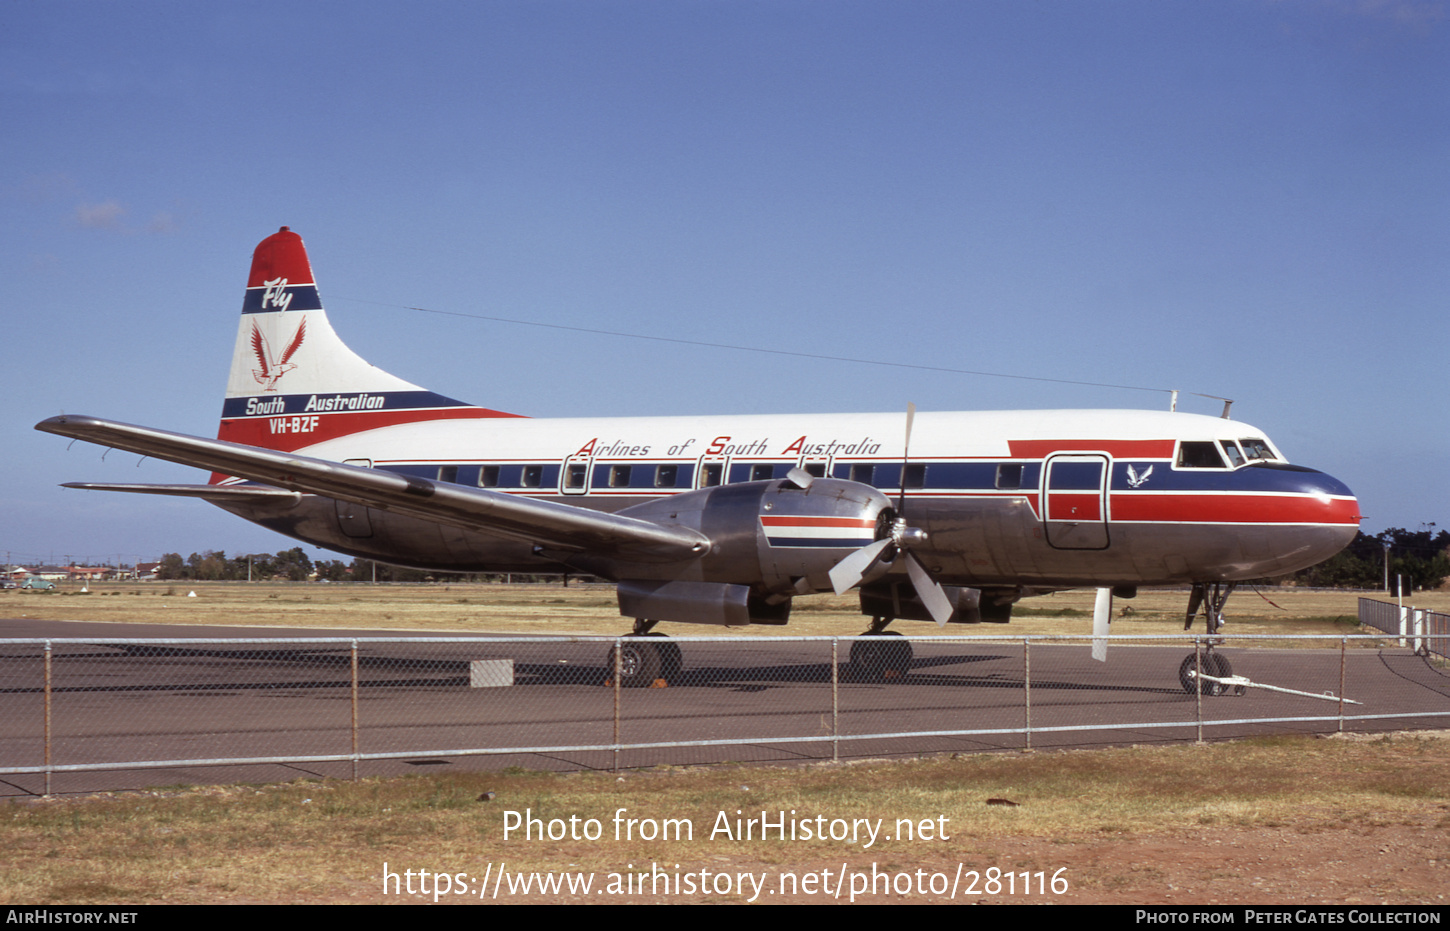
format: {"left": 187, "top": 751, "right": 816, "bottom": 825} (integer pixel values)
{"left": 60, "top": 482, "right": 302, "bottom": 504}
{"left": 38, "top": 415, "right": 708, "bottom": 561}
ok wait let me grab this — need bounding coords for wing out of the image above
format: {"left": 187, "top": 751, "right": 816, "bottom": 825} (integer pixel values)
{"left": 277, "top": 316, "right": 306, "bottom": 365}
{"left": 36, "top": 415, "right": 707, "bottom": 561}
{"left": 249, "top": 322, "right": 272, "bottom": 377}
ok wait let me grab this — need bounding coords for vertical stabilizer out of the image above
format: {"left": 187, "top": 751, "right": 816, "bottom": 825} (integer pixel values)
{"left": 216, "top": 227, "right": 517, "bottom": 462}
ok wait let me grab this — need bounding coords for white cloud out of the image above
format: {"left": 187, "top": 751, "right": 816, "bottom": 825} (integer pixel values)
{"left": 75, "top": 200, "right": 126, "bottom": 229}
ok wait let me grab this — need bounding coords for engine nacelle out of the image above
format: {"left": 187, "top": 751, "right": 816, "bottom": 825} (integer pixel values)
{"left": 614, "top": 476, "right": 893, "bottom": 593}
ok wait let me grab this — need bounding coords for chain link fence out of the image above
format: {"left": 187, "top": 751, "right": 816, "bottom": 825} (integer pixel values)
{"left": 1, "top": 632, "right": 1447, "bottom": 795}
{"left": 1359, "top": 597, "right": 1450, "bottom": 659}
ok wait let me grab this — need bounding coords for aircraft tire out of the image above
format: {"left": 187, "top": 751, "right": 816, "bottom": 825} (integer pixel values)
{"left": 641, "top": 632, "right": 683, "bottom": 681}
{"left": 1179, "top": 652, "right": 1231, "bottom": 696}
{"left": 1207, "top": 652, "right": 1232, "bottom": 696}
{"left": 608, "top": 640, "right": 662, "bottom": 688}
{"left": 851, "top": 632, "right": 913, "bottom": 682}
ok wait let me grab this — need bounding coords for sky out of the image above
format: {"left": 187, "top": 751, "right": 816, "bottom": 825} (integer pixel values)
{"left": 2, "top": 0, "right": 1446, "bottom": 567}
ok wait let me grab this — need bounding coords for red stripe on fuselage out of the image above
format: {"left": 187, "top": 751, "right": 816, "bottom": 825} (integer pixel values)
{"left": 1109, "top": 493, "right": 1360, "bottom": 525}
{"left": 1008, "top": 439, "right": 1176, "bottom": 458}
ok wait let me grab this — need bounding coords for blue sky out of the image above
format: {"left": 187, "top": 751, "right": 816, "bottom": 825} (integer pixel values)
{"left": 3, "top": 0, "right": 1445, "bottom": 566}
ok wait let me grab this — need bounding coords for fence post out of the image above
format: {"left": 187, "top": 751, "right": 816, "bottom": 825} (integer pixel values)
{"left": 1194, "top": 638, "right": 1203, "bottom": 743}
{"left": 1338, "top": 637, "right": 1346, "bottom": 734}
{"left": 1023, "top": 638, "right": 1031, "bottom": 751}
{"left": 831, "top": 638, "right": 839, "bottom": 763}
{"left": 351, "top": 640, "right": 360, "bottom": 780}
{"left": 43, "top": 641, "right": 52, "bottom": 798}
{"left": 612, "top": 638, "right": 622, "bottom": 773}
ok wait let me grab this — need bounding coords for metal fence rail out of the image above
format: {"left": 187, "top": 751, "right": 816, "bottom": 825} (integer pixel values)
{"left": 0, "top": 633, "right": 1447, "bottom": 796}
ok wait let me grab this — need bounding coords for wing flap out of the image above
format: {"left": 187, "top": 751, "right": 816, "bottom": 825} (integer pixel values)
{"left": 38, "top": 415, "right": 708, "bottom": 560}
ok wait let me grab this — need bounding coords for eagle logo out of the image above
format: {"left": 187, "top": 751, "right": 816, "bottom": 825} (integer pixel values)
{"left": 1126, "top": 464, "right": 1153, "bottom": 488}
{"left": 250, "top": 317, "right": 306, "bottom": 391}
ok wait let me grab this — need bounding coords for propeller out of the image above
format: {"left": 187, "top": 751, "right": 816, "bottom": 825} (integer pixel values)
{"left": 828, "top": 403, "right": 955, "bottom": 626}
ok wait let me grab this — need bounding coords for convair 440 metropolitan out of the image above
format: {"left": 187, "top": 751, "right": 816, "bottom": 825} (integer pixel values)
{"left": 38, "top": 228, "right": 1361, "bottom": 688}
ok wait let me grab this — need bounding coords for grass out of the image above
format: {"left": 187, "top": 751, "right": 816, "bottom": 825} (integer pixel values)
{"left": 1, "top": 733, "right": 1446, "bottom": 904}
{"left": 8, "top": 581, "right": 1445, "bottom": 639}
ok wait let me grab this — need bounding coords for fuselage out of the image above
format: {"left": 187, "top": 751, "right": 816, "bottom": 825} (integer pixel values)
{"left": 215, "top": 406, "right": 1360, "bottom": 585}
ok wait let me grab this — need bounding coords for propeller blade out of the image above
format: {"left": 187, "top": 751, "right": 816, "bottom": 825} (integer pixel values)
{"left": 905, "top": 551, "right": 955, "bottom": 627}
{"left": 1091, "top": 587, "right": 1113, "bottom": 662}
{"left": 829, "top": 538, "right": 893, "bottom": 595}
{"left": 899, "top": 402, "right": 916, "bottom": 513}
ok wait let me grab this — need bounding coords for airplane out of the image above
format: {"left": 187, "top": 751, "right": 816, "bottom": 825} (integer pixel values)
{"left": 36, "top": 227, "right": 1361, "bottom": 690}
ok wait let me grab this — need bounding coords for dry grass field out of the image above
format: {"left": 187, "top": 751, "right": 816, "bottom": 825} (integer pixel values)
{"left": 3, "top": 581, "right": 1446, "bottom": 905}
{"left": 6, "top": 579, "right": 1446, "bottom": 638}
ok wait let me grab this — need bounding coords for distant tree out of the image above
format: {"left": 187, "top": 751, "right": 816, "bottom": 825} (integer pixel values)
{"left": 314, "top": 559, "right": 350, "bottom": 582}
{"left": 272, "top": 547, "right": 313, "bottom": 582}
{"left": 156, "top": 553, "right": 186, "bottom": 580}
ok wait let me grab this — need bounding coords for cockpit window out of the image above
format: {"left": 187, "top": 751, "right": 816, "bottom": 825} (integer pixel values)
{"left": 1177, "top": 441, "right": 1227, "bottom": 469}
{"left": 1240, "top": 438, "right": 1275, "bottom": 461}
{"left": 1219, "top": 440, "right": 1245, "bottom": 468}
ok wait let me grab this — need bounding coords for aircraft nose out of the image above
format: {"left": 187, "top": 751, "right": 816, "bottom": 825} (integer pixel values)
{"left": 1290, "top": 466, "right": 1361, "bottom": 559}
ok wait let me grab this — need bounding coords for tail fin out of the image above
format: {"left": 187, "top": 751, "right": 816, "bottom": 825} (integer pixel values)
{"left": 217, "top": 227, "right": 518, "bottom": 458}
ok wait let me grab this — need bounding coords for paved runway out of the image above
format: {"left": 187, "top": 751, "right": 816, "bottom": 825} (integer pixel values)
{"left": 1, "top": 619, "right": 1446, "bottom": 796}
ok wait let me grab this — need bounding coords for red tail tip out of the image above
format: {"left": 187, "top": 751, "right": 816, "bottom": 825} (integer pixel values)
{"left": 247, "top": 227, "right": 314, "bottom": 288}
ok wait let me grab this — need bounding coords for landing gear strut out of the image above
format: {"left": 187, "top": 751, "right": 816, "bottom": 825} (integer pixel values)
{"left": 850, "top": 616, "right": 913, "bottom": 681}
{"left": 1179, "top": 582, "right": 1239, "bottom": 696}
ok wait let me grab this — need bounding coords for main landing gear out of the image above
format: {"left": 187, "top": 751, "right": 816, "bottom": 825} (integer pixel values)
{"left": 607, "top": 619, "right": 683, "bottom": 688}
{"left": 1178, "top": 582, "right": 1242, "bottom": 697}
{"left": 851, "top": 617, "right": 914, "bottom": 681}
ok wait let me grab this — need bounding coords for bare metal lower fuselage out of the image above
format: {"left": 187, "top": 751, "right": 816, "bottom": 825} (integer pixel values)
{"left": 221, "top": 486, "right": 1352, "bottom": 587}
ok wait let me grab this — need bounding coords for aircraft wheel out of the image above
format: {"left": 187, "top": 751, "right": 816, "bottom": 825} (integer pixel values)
{"left": 1209, "top": 652, "right": 1233, "bottom": 696}
{"left": 608, "top": 640, "right": 662, "bottom": 688}
{"left": 851, "top": 632, "right": 913, "bottom": 681}
{"left": 641, "top": 631, "right": 683, "bottom": 680}
{"left": 1179, "top": 652, "right": 1231, "bottom": 696}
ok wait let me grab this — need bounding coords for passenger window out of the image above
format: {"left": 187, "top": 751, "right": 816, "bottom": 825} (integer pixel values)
{"left": 849, "top": 464, "right": 874, "bottom": 484}
{"left": 701, "top": 463, "right": 723, "bottom": 487}
{"left": 565, "top": 463, "right": 586, "bottom": 489}
{"left": 751, "top": 464, "right": 774, "bottom": 481}
{"left": 804, "top": 462, "right": 827, "bottom": 478}
{"left": 479, "top": 466, "right": 500, "bottom": 487}
{"left": 1176, "top": 442, "right": 1226, "bottom": 469}
{"left": 903, "top": 464, "right": 926, "bottom": 489}
{"left": 609, "top": 465, "right": 632, "bottom": 488}
{"left": 655, "top": 465, "right": 678, "bottom": 488}
{"left": 996, "top": 463, "right": 1023, "bottom": 490}
{"left": 522, "top": 465, "right": 543, "bottom": 487}
{"left": 1219, "top": 440, "right": 1245, "bottom": 468}
{"left": 437, "top": 466, "right": 459, "bottom": 484}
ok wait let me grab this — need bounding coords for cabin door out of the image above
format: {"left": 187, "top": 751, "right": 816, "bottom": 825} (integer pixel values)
{"left": 1043, "top": 454, "right": 1109, "bottom": 549}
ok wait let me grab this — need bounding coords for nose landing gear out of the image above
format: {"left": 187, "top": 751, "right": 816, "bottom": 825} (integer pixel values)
{"left": 1180, "top": 582, "right": 1242, "bottom": 697}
